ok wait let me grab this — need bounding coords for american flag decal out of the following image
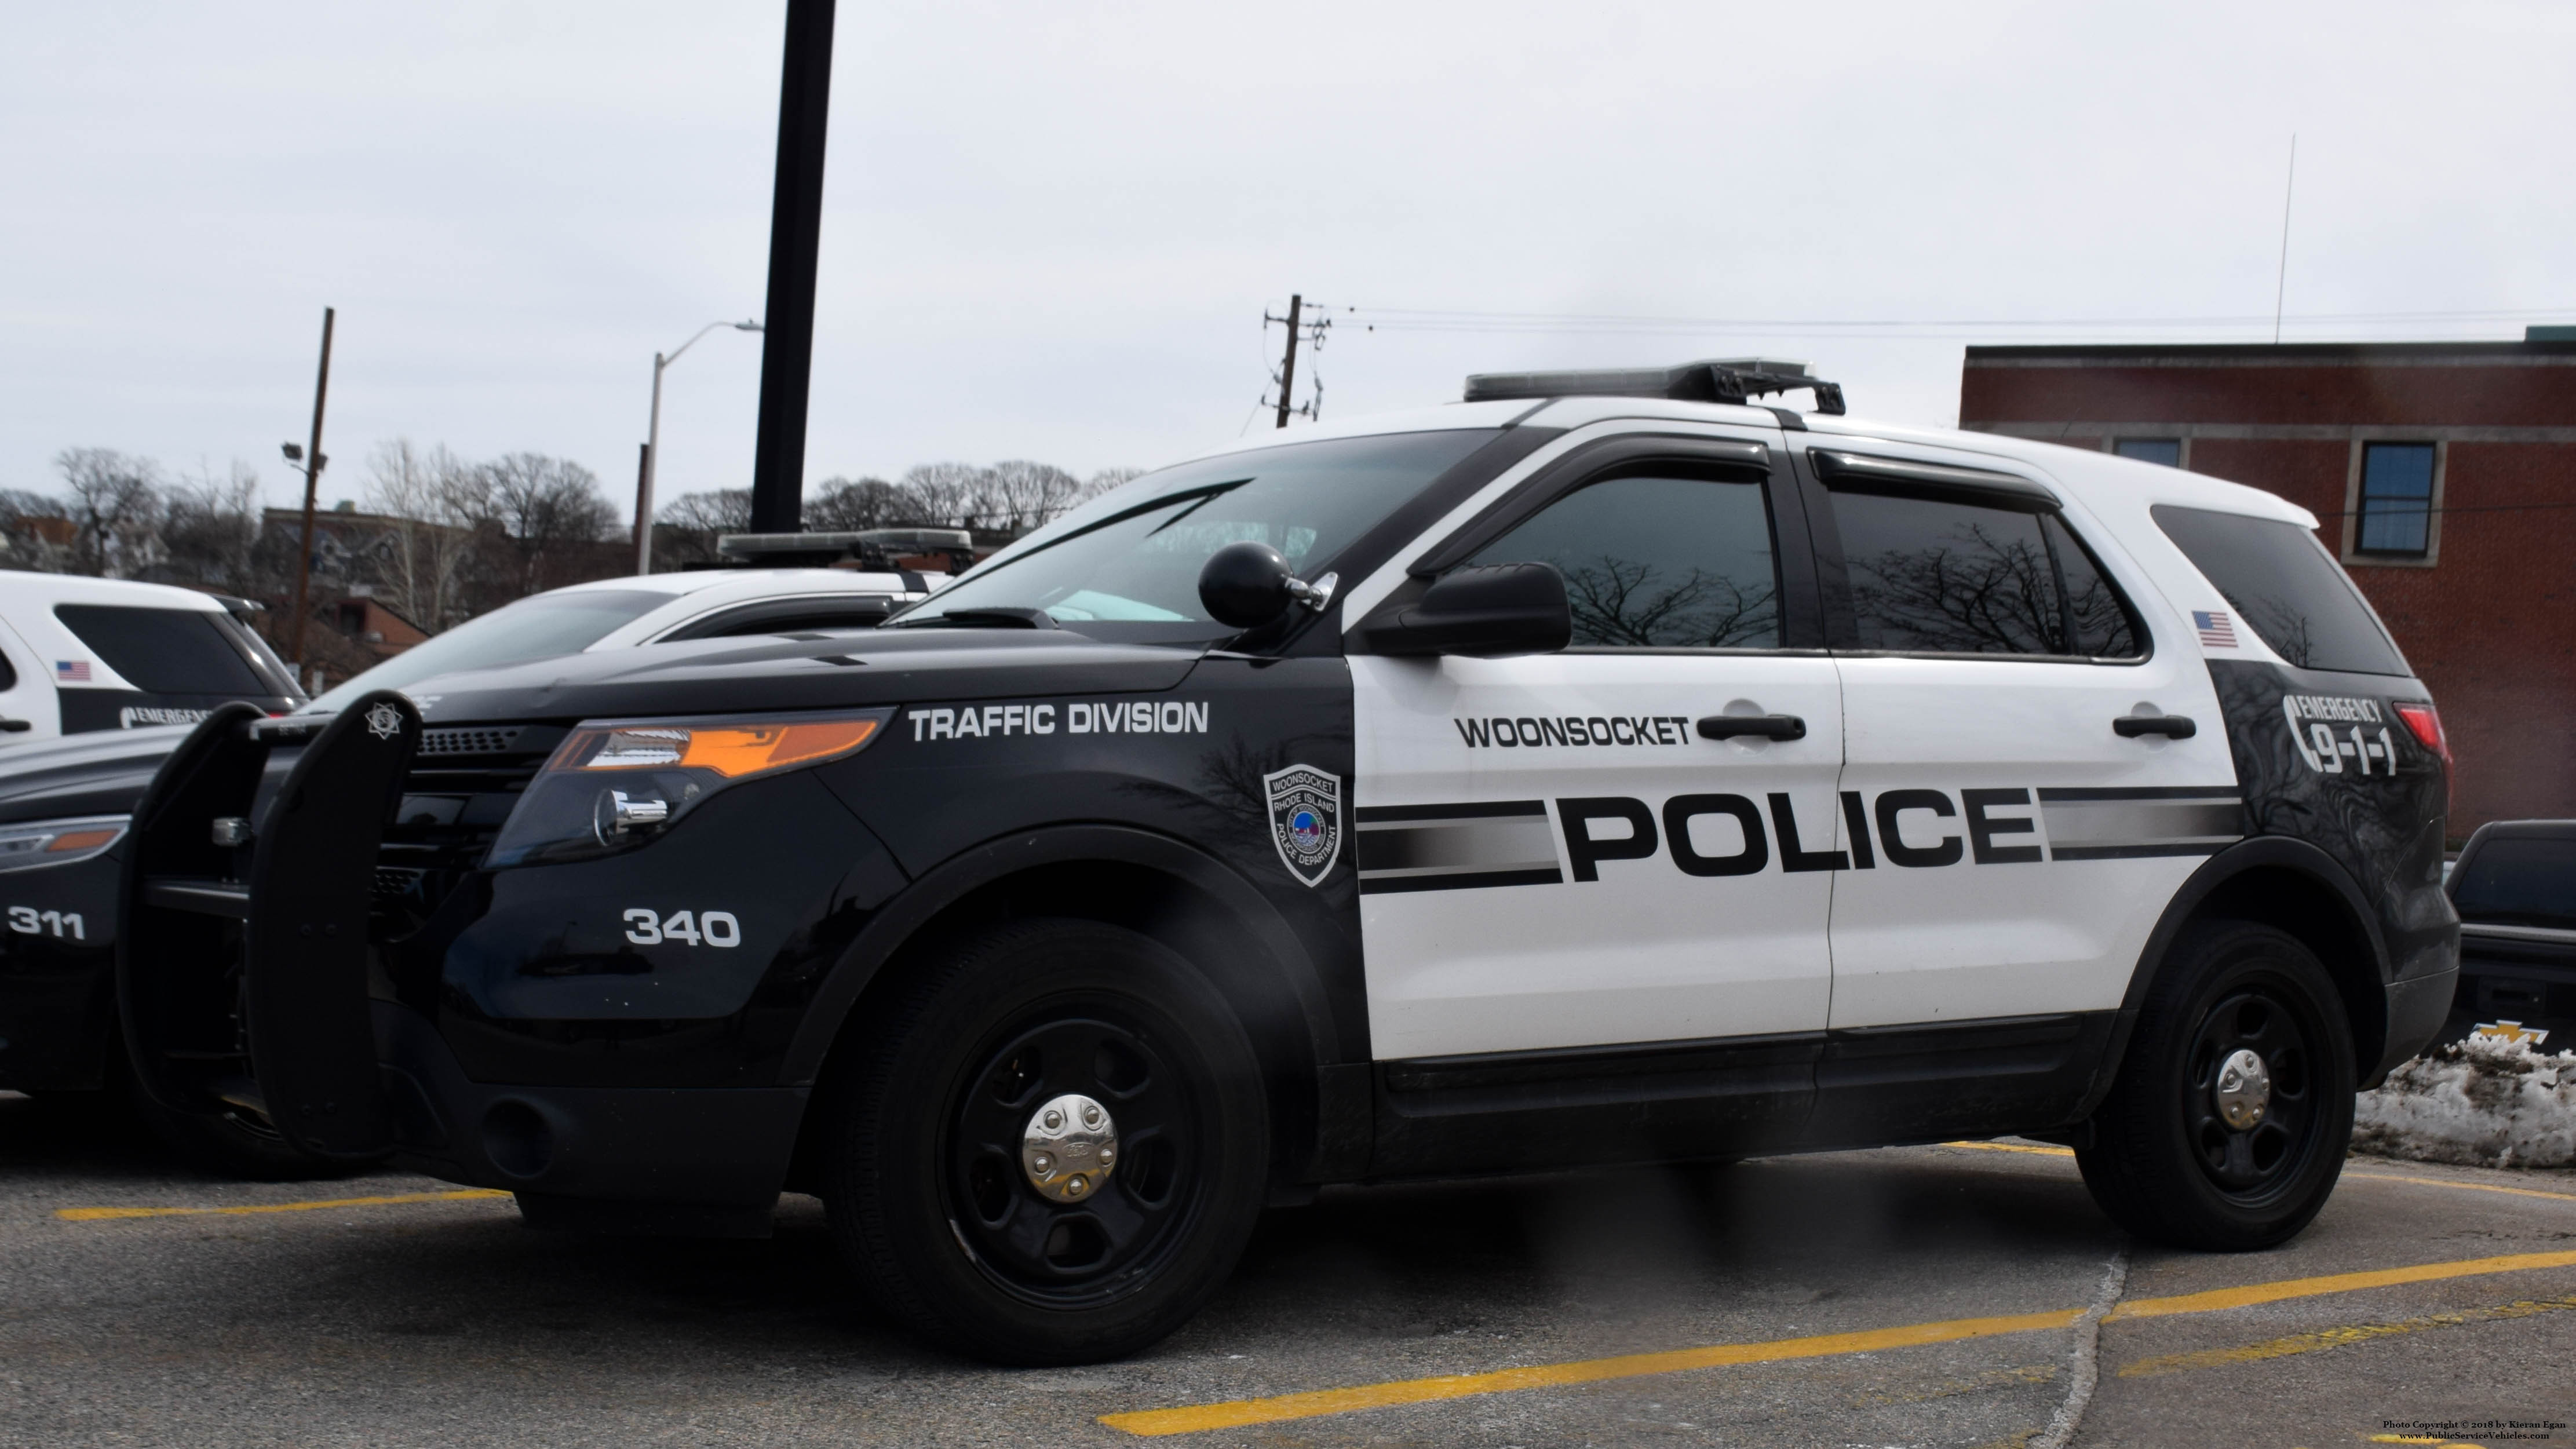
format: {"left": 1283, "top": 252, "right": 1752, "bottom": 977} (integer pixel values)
{"left": 54, "top": 660, "right": 90, "bottom": 682}
{"left": 2192, "top": 611, "right": 2238, "bottom": 649}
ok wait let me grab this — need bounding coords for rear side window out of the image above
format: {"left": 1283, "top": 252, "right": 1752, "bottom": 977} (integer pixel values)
{"left": 1469, "top": 473, "right": 1780, "bottom": 648}
{"left": 1829, "top": 491, "right": 2141, "bottom": 658}
{"left": 2450, "top": 837, "right": 2576, "bottom": 931}
{"left": 53, "top": 605, "right": 271, "bottom": 695}
{"left": 2151, "top": 505, "right": 2409, "bottom": 676}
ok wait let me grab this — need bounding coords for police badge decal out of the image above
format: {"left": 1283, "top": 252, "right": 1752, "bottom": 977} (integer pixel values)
{"left": 1263, "top": 765, "right": 1342, "bottom": 888}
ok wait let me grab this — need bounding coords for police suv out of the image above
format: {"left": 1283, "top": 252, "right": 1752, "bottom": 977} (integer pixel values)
{"left": 4, "top": 567, "right": 922, "bottom": 1175}
{"left": 121, "top": 362, "right": 2457, "bottom": 1364}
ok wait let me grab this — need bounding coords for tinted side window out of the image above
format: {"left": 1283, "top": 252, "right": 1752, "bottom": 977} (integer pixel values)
{"left": 2151, "top": 505, "right": 2409, "bottom": 676}
{"left": 1830, "top": 491, "right": 2141, "bottom": 658}
{"left": 2450, "top": 837, "right": 2576, "bottom": 930}
{"left": 1470, "top": 473, "right": 1780, "bottom": 648}
{"left": 2048, "top": 516, "right": 2144, "bottom": 658}
{"left": 54, "top": 606, "right": 270, "bottom": 695}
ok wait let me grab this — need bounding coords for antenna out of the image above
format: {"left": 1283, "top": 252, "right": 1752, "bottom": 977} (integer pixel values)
{"left": 2272, "top": 134, "right": 2297, "bottom": 345}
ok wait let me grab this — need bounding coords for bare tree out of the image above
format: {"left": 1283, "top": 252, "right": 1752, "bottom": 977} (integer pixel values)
{"left": 54, "top": 448, "right": 167, "bottom": 578}
{"left": 650, "top": 488, "right": 752, "bottom": 570}
{"left": 1847, "top": 523, "right": 2063, "bottom": 654}
{"left": 1082, "top": 466, "right": 1145, "bottom": 501}
{"left": 1558, "top": 556, "right": 1777, "bottom": 648}
{"left": 481, "top": 452, "right": 615, "bottom": 595}
{"left": 364, "top": 440, "right": 490, "bottom": 630}
{"left": 984, "top": 460, "right": 1085, "bottom": 534}
{"left": 159, "top": 461, "right": 265, "bottom": 592}
{"left": 896, "top": 462, "right": 988, "bottom": 529}
{"left": 805, "top": 476, "right": 916, "bottom": 531}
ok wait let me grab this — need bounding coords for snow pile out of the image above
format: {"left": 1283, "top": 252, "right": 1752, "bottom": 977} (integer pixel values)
{"left": 2352, "top": 1033, "right": 2576, "bottom": 1169}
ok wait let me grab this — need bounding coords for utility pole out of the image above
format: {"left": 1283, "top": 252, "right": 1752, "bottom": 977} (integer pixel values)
{"left": 1273, "top": 294, "right": 1302, "bottom": 429}
{"left": 285, "top": 305, "right": 335, "bottom": 671}
{"left": 747, "top": 0, "right": 837, "bottom": 535}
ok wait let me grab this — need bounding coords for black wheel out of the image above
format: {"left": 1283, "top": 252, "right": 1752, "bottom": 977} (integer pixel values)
{"left": 821, "top": 918, "right": 1270, "bottom": 1364}
{"left": 2077, "top": 921, "right": 2355, "bottom": 1250}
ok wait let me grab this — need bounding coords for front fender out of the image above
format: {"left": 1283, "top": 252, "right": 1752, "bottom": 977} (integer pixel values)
{"left": 779, "top": 822, "right": 1352, "bottom": 1086}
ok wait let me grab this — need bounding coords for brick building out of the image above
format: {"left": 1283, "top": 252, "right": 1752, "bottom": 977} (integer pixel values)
{"left": 1959, "top": 336, "right": 2576, "bottom": 836}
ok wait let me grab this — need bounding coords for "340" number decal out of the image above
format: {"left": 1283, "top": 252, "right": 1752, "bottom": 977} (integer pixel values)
{"left": 622, "top": 908, "right": 742, "bottom": 948}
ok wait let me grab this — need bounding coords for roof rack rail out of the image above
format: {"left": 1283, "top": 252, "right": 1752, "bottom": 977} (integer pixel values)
{"left": 1462, "top": 357, "right": 1845, "bottom": 415}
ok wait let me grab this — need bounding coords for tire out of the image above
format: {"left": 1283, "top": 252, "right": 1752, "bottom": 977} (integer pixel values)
{"left": 125, "top": 1058, "right": 371, "bottom": 1182}
{"left": 820, "top": 918, "right": 1271, "bottom": 1365}
{"left": 2077, "top": 921, "right": 2356, "bottom": 1251}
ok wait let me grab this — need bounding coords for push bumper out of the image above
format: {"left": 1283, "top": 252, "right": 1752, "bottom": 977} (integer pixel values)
{"left": 374, "top": 1001, "right": 805, "bottom": 1234}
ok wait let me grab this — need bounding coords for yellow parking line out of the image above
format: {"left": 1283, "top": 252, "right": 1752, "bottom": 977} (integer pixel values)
{"left": 2344, "top": 1170, "right": 2576, "bottom": 1205}
{"left": 1941, "top": 1139, "right": 2075, "bottom": 1156}
{"left": 1939, "top": 1143, "right": 2576, "bottom": 1209}
{"left": 57, "top": 1188, "right": 512, "bottom": 1222}
{"left": 1097, "top": 1310, "right": 2085, "bottom": 1437}
{"left": 2104, "top": 1249, "right": 2576, "bottom": 1320}
{"left": 2117, "top": 1293, "right": 2576, "bottom": 1378}
{"left": 1100, "top": 1249, "right": 2576, "bottom": 1437}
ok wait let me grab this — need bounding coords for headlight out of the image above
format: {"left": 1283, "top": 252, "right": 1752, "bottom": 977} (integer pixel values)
{"left": 0, "top": 816, "right": 128, "bottom": 874}
{"left": 486, "top": 710, "right": 894, "bottom": 867}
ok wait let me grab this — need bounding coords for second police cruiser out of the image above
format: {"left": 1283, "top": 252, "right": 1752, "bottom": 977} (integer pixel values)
{"left": 121, "top": 361, "right": 2457, "bottom": 1364}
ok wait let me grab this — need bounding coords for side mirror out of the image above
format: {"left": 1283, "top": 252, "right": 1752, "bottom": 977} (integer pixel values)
{"left": 1356, "top": 562, "right": 1572, "bottom": 658}
{"left": 1198, "top": 541, "right": 1294, "bottom": 627}
{"left": 1198, "top": 541, "right": 1339, "bottom": 630}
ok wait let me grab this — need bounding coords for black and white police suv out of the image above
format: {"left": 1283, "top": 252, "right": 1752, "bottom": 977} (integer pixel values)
{"left": 3, "top": 567, "right": 921, "bottom": 1175}
{"left": 120, "top": 361, "right": 2457, "bottom": 1364}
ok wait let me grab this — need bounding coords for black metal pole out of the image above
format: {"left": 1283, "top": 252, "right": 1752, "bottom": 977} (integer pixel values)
{"left": 748, "top": 0, "right": 837, "bottom": 535}
{"left": 287, "top": 305, "right": 335, "bottom": 669}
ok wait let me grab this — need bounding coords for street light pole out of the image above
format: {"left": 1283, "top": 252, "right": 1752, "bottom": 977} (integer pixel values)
{"left": 634, "top": 318, "right": 761, "bottom": 575}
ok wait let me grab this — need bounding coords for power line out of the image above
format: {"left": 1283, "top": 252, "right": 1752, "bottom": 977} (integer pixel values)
{"left": 1320, "top": 302, "right": 2576, "bottom": 341}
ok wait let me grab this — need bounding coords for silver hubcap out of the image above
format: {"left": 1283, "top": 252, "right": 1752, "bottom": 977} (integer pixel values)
{"left": 1020, "top": 1092, "right": 1117, "bottom": 1202}
{"left": 2213, "top": 1047, "right": 2272, "bottom": 1130}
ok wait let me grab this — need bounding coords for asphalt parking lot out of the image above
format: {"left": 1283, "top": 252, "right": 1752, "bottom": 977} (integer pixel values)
{"left": 3, "top": 1090, "right": 2571, "bottom": 1449}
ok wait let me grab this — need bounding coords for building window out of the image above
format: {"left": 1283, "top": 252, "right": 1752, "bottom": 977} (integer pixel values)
{"left": 2112, "top": 438, "right": 2183, "bottom": 467}
{"left": 2355, "top": 442, "right": 2436, "bottom": 557}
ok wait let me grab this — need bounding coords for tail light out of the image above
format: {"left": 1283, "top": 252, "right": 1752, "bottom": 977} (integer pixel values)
{"left": 2392, "top": 701, "right": 2451, "bottom": 820}
{"left": 2392, "top": 702, "right": 2448, "bottom": 761}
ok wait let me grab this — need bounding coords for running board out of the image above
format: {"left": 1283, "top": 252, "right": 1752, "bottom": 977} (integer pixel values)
{"left": 141, "top": 878, "right": 251, "bottom": 919}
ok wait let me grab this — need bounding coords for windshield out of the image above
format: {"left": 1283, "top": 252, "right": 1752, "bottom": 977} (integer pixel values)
{"left": 895, "top": 430, "right": 1501, "bottom": 639}
{"left": 302, "top": 589, "right": 673, "bottom": 713}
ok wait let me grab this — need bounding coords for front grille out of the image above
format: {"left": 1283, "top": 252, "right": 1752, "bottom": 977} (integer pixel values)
{"left": 419, "top": 726, "right": 527, "bottom": 757}
{"left": 372, "top": 725, "right": 563, "bottom": 935}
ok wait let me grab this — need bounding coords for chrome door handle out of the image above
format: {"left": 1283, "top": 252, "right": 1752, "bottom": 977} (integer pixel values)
{"left": 2113, "top": 714, "right": 2196, "bottom": 739}
{"left": 1697, "top": 713, "right": 1806, "bottom": 741}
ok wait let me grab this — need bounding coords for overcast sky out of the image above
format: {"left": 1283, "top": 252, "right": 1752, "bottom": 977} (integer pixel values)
{"left": 5, "top": 2, "right": 2571, "bottom": 520}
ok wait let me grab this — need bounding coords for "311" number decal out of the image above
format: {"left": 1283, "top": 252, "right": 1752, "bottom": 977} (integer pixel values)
{"left": 622, "top": 908, "right": 742, "bottom": 948}
{"left": 6, "top": 907, "right": 83, "bottom": 939}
